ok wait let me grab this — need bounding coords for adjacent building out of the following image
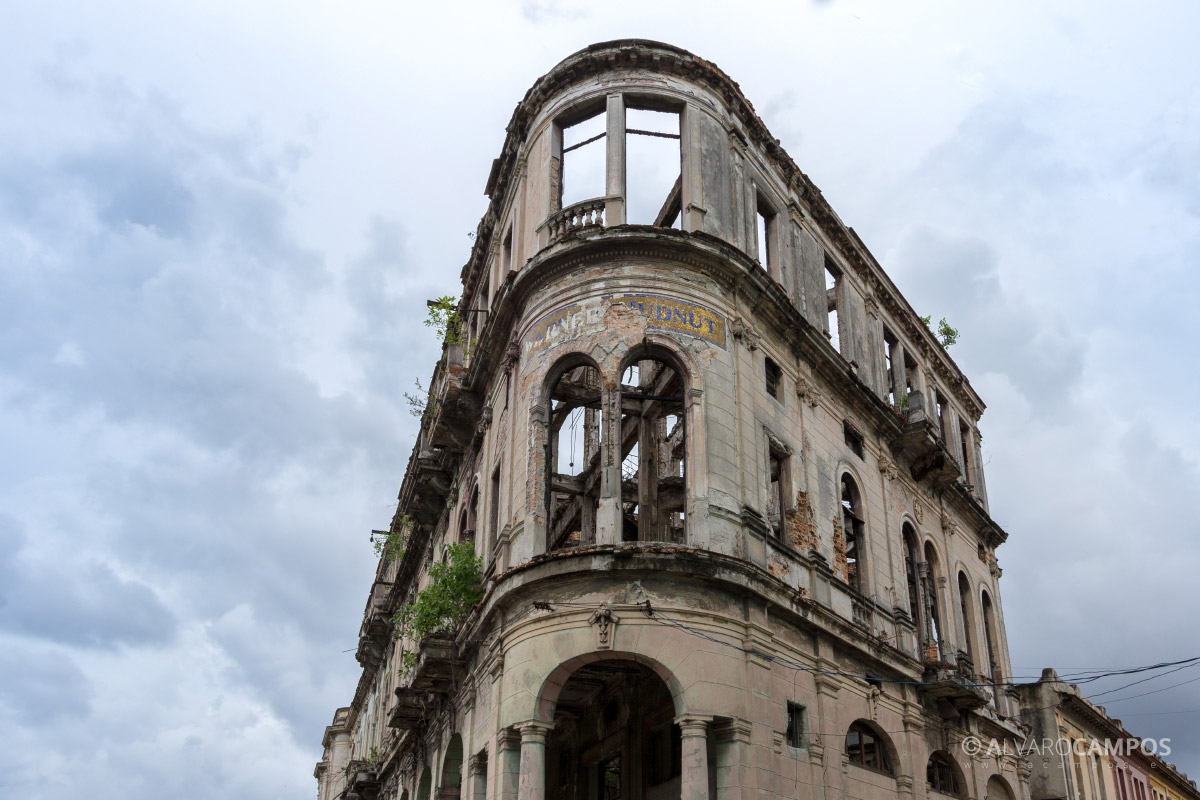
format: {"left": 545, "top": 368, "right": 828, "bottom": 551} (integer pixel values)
{"left": 316, "top": 39, "right": 1031, "bottom": 800}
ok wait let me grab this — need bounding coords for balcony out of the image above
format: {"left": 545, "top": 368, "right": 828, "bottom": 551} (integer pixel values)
{"left": 387, "top": 687, "right": 427, "bottom": 731}
{"left": 343, "top": 760, "right": 380, "bottom": 800}
{"left": 354, "top": 580, "right": 394, "bottom": 672}
{"left": 920, "top": 660, "right": 990, "bottom": 712}
{"left": 426, "top": 350, "right": 483, "bottom": 453}
{"left": 891, "top": 400, "right": 960, "bottom": 486}
{"left": 408, "top": 635, "right": 460, "bottom": 693}
{"left": 539, "top": 197, "right": 609, "bottom": 247}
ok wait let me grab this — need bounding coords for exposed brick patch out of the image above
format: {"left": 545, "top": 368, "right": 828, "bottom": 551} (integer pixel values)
{"left": 767, "top": 553, "right": 788, "bottom": 579}
{"left": 784, "top": 490, "right": 817, "bottom": 552}
{"left": 831, "top": 515, "right": 847, "bottom": 582}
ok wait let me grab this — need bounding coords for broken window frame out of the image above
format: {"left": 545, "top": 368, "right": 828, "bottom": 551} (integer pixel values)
{"left": 785, "top": 702, "right": 806, "bottom": 749}
{"left": 765, "top": 356, "right": 782, "bottom": 400}
{"left": 766, "top": 434, "right": 791, "bottom": 541}
{"left": 923, "top": 540, "right": 944, "bottom": 659}
{"left": 842, "top": 420, "right": 864, "bottom": 460}
{"left": 957, "top": 571, "right": 976, "bottom": 663}
{"left": 545, "top": 358, "right": 604, "bottom": 552}
{"left": 927, "top": 752, "right": 963, "bottom": 797}
{"left": 840, "top": 473, "right": 865, "bottom": 593}
{"left": 555, "top": 101, "right": 609, "bottom": 213}
{"left": 618, "top": 356, "right": 687, "bottom": 544}
{"left": 845, "top": 722, "right": 893, "bottom": 775}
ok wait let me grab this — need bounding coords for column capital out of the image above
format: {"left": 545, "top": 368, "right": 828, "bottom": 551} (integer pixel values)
{"left": 674, "top": 714, "right": 714, "bottom": 737}
{"left": 515, "top": 720, "right": 554, "bottom": 744}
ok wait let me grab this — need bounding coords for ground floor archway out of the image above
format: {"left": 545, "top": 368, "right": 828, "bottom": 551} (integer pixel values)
{"left": 545, "top": 659, "right": 682, "bottom": 800}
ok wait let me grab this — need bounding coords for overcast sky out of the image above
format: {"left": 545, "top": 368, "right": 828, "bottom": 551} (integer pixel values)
{"left": 2, "top": 2, "right": 1199, "bottom": 797}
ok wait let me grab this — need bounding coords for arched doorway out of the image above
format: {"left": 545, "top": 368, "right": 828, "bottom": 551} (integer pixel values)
{"left": 544, "top": 659, "right": 681, "bottom": 800}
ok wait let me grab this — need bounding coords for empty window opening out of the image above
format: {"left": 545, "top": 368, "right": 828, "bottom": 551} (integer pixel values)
{"left": 958, "top": 571, "right": 975, "bottom": 663}
{"left": 756, "top": 195, "right": 776, "bottom": 272}
{"left": 843, "top": 421, "right": 864, "bottom": 459}
{"left": 785, "top": 702, "right": 806, "bottom": 748}
{"left": 928, "top": 752, "right": 962, "bottom": 796}
{"left": 981, "top": 591, "right": 1002, "bottom": 692}
{"left": 765, "top": 357, "right": 782, "bottom": 400}
{"left": 924, "top": 541, "right": 943, "bottom": 658}
{"left": 502, "top": 226, "right": 513, "bottom": 274}
{"left": 489, "top": 464, "right": 501, "bottom": 559}
{"left": 620, "top": 358, "right": 686, "bottom": 543}
{"left": 846, "top": 722, "right": 892, "bottom": 774}
{"left": 455, "top": 485, "right": 478, "bottom": 545}
{"left": 767, "top": 441, "right": 790, "bottom": 540}
{"left": 935, "top": 391, "right": 948, "bottom": 441}
{"left": 959, "top": 420, "right": 974, "bottom": 485}
{"left": 625, "top": 107, "right": 681, "bottom": 226}
{"left": 883, "top": 328, "right": 898, "bottom": 406}
{"left": 547, "top": 363, "right": 602, "bottom": 550}
{"left": 840, "top": 474, "right": 864, "bottom": 592}
{"left": 560, "top": 112, "right": 607, "bottom": 210}
{"left": 903, "top": 525, "right": 922, "bottom": 625}
{"left": 825, "top": 258, "right": 841, "bottom": 353}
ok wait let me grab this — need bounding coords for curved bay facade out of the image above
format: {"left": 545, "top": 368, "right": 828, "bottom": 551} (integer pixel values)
{"left": 316, "top": 40, "right": 1028, "bottom": 800}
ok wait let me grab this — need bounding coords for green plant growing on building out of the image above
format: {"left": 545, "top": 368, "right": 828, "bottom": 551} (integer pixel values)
{"left": 425, "top": 295, "right": 462, "bottom": 345}
{"left": 919, "top": 315, "right": 960, "bottom": 348}
{"left": 391, "top": 542, "right": 483, "bottom": 676}
{"left": 372, "top": 513, "right": 412, "bottom": 564}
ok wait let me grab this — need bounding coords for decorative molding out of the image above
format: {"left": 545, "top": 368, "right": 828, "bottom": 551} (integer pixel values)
{"left": 730, "top": 316, "right": 762, "bottom": 350}
{"left": 796, "top": 376, "right": 822, "bottom": 408}
{"left": 588, "top": 604, "right": 620, "bottom": 650}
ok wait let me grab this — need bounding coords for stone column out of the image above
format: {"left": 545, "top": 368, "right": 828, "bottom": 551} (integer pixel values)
{"left": 496, "top": 728, "right": 522, "bottom": 800}
{"left": 469, "top": 753, "right": 488, "bottom": 800}
{"left": 516, "top": 721, "right": 553, "bottom": 800}
{"left": 605, "top": 94, "right": 626, "bottom": 225}
{"left": 676, "top": 714, "right": 714, "bottom": 800}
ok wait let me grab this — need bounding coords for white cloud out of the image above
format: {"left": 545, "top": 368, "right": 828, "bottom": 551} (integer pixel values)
{"left": 2, "top": 1, "right": 1199, "bottom": 795}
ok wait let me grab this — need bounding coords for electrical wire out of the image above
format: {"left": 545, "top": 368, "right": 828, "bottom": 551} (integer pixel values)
{"left": 526, "top": 600, "right": 1200, "bottom": 695}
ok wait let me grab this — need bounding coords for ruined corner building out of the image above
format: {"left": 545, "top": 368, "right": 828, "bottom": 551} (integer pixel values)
{"left": 316, "top": 40, "right": 1027, "bottom": 800}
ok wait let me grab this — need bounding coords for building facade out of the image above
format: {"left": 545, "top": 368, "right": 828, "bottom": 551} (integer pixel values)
{"left": 316, "top": 40, "right": 1030, "bottom": 800}
{"left": 1017, "top": 670, "right": 1200, "bottom": 800}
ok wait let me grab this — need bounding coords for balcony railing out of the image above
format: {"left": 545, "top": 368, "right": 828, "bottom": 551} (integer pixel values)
{"left": 542, "top": 197, "right": 608, "bottom": 246}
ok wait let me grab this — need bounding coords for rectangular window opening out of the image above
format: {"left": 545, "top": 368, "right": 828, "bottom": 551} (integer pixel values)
{"left": 502, "top": 226, "right": 513, "bottom": 273}
{"left": 785, "top": 702, "right": 806, "bottom": 749}
{"left": 626, "top": 107, "right": 681, "bottom": 226}
{"left": 765, "top": 357, "right": 782, "bottom": 400}
{"left": 560, "top": 112, "right": 607, "bottom": 210}
{"left": 883, "top": 327, "right": 898, "bottom": 406}
{"left": 935, "top": 392, "right": 948, "bottom": 441}
{"left": 825, "top": 257, "right": 841, "bottom": 353}
{"left": 843, "top": 421, "right": 864, "bottom": 460}
{"left": 489, "top": 464, "right": 501, "bottom": 561}
{"left": 959, "top": 420, "right": 973, "bottom": 485}
{"left": 756, "top": 195, "right": 775, "bottom": 272}
{"left": 768, "top": 449, "right": 788, "bottom": 540}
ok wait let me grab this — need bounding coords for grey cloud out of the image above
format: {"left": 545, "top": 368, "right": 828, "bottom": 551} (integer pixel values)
{"left": 888, "top": 226, "right": 1086, "bottom": 413}
{"left": 0, "top": 645, "right": 93, "bottom": 724}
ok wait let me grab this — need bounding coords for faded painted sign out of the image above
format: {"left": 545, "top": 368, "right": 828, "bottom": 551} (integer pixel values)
{"left": 521, "top": 294, "right": 727, "bottom": 361}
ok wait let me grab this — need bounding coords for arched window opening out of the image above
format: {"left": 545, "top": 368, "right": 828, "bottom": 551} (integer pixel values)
{"left": 462, "top": 486, "right": 479, "bottom": 545}
{"left": 840, "top": 474, "right": 864, "bottom": 591}
{"left": 981, "top": 591, "right": 1003, "bottom": 701}
{"left": 845, "top": 722, "right": 893, "bottom": 775}
{"left": 442, "top": 734, "right": 464, "bottom": 789}
{"left": 924, "top": 541, "right": 944, "bottom": 659}
{"left": 902, "top": 524, "right": 922, "bottom": 624}
{"left": 958, "top": 571, "right": 976, "bottom": 667}
{"left": 620, "top": 358, "right": 686, "bottom": 543}
{"left": 547, "top": 362, "right": 603, "bottom": 551}
{"left": 928, "top": 752, "right": 963, "bottom": 796}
